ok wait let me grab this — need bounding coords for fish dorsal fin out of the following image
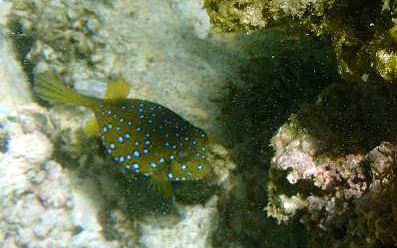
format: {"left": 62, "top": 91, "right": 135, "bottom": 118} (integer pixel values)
{"left": 105, "top": 78, "right": 131, "bottom": 101}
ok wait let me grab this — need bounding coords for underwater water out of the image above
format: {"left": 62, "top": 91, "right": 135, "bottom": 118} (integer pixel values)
{"left": 1, "top": 0, "right": 396, "bottom": 247}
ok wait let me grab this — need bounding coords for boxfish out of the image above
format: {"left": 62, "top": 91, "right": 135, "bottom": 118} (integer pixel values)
{"left": 34, "top": 71, "right": 211, "bottom": 197}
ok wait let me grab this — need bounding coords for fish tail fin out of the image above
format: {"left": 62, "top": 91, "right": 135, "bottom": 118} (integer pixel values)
{"left": 34, "top": 71, "right": 96, "bottom": 108}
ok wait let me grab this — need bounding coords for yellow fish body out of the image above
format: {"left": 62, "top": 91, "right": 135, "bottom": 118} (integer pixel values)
{"left": 34, "top": 72, "right": 211, "bottom": 196}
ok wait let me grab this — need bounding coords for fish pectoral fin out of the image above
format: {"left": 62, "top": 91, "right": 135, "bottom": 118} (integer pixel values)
{"left": 149, "top": 172, "right": 173, "bottom": 198}
{"left": 83, "top": 117, "right": 99, "bottom": 137}
{"left": 105, "top": 78, "right": 131, "bottom": 100}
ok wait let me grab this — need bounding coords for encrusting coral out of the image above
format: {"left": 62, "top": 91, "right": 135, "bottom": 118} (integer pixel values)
{"left": 266, "top": 117, "right": 397, "bottom": 247}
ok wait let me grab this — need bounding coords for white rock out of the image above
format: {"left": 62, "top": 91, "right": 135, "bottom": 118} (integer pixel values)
{"left": 139, "top": 197, "right": 218, "bottom": 248}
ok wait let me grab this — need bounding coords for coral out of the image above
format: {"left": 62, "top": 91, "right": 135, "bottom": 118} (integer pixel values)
{"left": 266, "top": 119, "right": 367, "bottom": 225}
{"left": 205, "top": 0, "right": 397, "bottom": 84}
{"left": 308, "top": 142, "right": 397, "bottom": 247}
{"left": 204, "top": 0, "right": 268, "bottom": 32}
{"left": 204, "top": 0, "right": 328, "bottom": 33}
{"left": 375, "top": 49, "right": 397, "bottom": 81}
{"left": 348, "top": 142, "right": 397, "bottom": 247}
{"left": 204, "top": 0, "right": 397, "bottom": 247}
{"left": 204, "top": 1, "right": 397, "bottom": 247}
{"left": 266, "top": 117, "right": 397, "bottom": 247}
{"left": 0, "top": 104, "right": 125, "bottom": 248}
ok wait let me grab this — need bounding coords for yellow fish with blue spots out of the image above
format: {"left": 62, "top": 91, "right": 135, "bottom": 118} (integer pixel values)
{"left": 34, "top": 71, "right": 211, "bottom": 197}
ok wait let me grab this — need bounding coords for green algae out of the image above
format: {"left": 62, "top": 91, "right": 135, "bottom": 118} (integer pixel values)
{"left": 222, "top": 28, "right": 338, "bottom": 147}
{"left": 298, "top": 82, "right": 397, "bottom": 154}
{"left": 214, "top": 28, "right": 338, "bottom": 248}
{"left": 204, "top": 1, "right": 397, "bottom": 247}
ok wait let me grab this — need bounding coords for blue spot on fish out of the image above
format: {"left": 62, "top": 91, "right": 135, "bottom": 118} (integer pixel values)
{"left": 132, "top": 162, "right": 139, "bottom": 169}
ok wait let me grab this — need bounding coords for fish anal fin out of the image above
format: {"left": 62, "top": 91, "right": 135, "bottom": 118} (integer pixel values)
{"left": 84, "top": 117, "right": 99, "bottom": 137}
{"left": 105, "top": 78, "right": 131, "bottom": 100}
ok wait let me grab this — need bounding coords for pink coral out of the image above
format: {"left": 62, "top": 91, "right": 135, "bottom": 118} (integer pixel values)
{"left": 266, "top": 120, "right": 397, "bottom": 246}
{"left": 267, "top": 122, "right": 367, "bottom": 225}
